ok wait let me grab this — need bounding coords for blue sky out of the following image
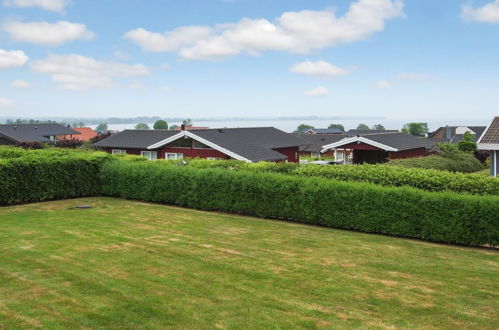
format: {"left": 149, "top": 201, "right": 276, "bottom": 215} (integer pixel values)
{"left": 0, "top": 0, "right": 498, "bottom": 123}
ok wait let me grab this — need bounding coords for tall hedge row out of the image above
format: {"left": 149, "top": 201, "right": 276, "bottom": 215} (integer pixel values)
{"left": 101, "top": 161, "right": 499, "bottom": 246}
{"left": 0, "top": 152, "right": 112, "bottom": 205}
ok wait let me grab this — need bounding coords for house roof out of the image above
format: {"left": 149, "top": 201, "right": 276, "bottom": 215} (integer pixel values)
{"left": 301, "top": 128, "right": 344, "bottom": 134}
{"left": 0, "top": 124, "right": 79, "bottom": 143}
{"left": 71, "top": 127, "right": 98, "bottom": 141}
{"left": 477, "top": 117, "right": 499, "bottom": 150}
{"left": 321, "top": 132, "right": 435, "bottom": 152}
{"left": 293, "top": 134, "right": 345, "bottom": 152}
{"left": 94, "top": 127, "right": 308, "bottom": 162}
{"left": 93, "top": 129, "right": 178, "bottom": 149}
{"left": 174, "top": 126, "right": 209, "bottom": 131}
{"left": 345, "top": 129, "right": 399, "bottom": 136}
{"left": 428, "top": 126, "right": 486, "bottom": 142}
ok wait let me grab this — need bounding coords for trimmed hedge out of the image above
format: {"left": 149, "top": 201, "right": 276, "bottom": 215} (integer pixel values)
{"left": 157, "top": 158, "right": 499, "bottom": 196}
{"left": 101, "top": 160, "right": 499, "bottom": 246}
{"left": 0, "top": 151, "right": 112, "bottom": 205}
{"left": 294, "top": 164, "right": 499, "bottom": 196}
{"left": 388, "top": 153, "right": 484, "bottom": 173}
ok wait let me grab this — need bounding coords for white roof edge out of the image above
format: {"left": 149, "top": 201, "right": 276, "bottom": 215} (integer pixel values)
{"left": 321, "top": 136, "right": 398, "bottom": 153}
{"left": 477, "top": 143, "right": 499, "bottom": 150}
{"left": 147, "top": 130, "right": 252, "bottom": 162}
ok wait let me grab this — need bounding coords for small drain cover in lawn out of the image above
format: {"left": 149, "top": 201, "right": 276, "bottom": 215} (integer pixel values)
{"left": 75, "top": 205, "right": 93, "bottom": 209}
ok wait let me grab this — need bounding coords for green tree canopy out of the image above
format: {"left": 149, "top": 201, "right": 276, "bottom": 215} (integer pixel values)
{"left": 402, "top": 123, "right": 428, "bottom": 136}
{"left": 153, "top": 120, "right": 169, "bottom": 130}
{"left": 356, "top": 124, "right": 370, "bottom": 130}
{"left": 135, "top": 123, "right": 150, "bottom": 130}
{"left": 295, "top": 124, "right": 315, "bottom": 133}
{"left": 457, "top": 132, "right": 477, "bottom": 152}
{"left": 182, "top": 118, "right": 193, "bottom": 126}
{"left": 169, "top": 124, "right": 179, "bottom": 130}
{"left": 328, "top": 123, "right": 345, "bottom": 131}
{"left": 372, "top": 124, "right": 385, "bottom": 130}
{"left": 96, "top": 123, "right": 108, "bottom": 132}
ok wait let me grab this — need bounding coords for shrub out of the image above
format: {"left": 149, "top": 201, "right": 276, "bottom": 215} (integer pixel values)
{"left": 0, "top": 151, "right": 112, "bottom": 205}
{"left": 55, "top": 139, "right": 84, "bottom": 148}
{"left": 388, "top": 153, "right": 484, "bottom": 173}
{"left": 101, "top": 160, "right": 499, "bottom": 247}
{"left": 293, "top": 164, "right": 499, "bottom": 196}
{"left": 15, "top": 141, "right": 44, "bottom": 149}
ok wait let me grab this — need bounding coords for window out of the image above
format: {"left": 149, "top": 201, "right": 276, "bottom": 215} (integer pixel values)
{"left": 311, "top": 152, "right": 320, "bottom": 159}
{"left": 335, "top": 151, "right": 345, "bottom": 162}
{"left": 141, "top": 151, "right": 157, "bottom": 160}
{"left": 193, "top": 140, "right": 213, "bottom": 149}
{"left": 166, "top": 153, "right": 184, "bottom": 160}
{"left": 206, "top": 157, "right": 222, "bottom": 160}
{"left": 112, "top": 149, "right": 126, "bottom": 155}
{"left": 168, "top": 138, "right": 192, "bottom": 148}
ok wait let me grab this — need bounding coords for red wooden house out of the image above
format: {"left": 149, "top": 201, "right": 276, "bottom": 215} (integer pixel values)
{"left": 94, "top": 127, "right": 307, "bottom": 162}
{"left": 321, "top": 132, "right": 435, "bottom": 164}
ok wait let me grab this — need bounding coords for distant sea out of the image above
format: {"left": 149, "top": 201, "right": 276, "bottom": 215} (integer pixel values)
{"left": 91, "top": 118, "right": 490, "bottom": 133}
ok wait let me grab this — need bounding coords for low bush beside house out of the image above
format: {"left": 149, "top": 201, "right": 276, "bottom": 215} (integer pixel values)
{"left": 0, "top": 151, "right": 112, "bottom": 205}
{"left": 388, "top": 152, "right": 484, "bottom": 173}
{"left": 101, "top": 160, "right": 499, "bottom": 247}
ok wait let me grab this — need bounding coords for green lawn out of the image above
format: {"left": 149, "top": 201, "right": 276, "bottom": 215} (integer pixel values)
{"left": 0, "top": 198, "right": 497, "bottom": 329}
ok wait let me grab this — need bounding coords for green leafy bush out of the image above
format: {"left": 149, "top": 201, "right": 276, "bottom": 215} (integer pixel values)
{"left": 294, "top": 164, "right": 499, "bottom": 196}
{"left": 388, "top": 153, "right": 484, "bottom": 173}
{"left": 101, "top": 160, "right": 499, "bottom": 246}
{"left": 0, "top": 151, "right": 112, "bottom": 205}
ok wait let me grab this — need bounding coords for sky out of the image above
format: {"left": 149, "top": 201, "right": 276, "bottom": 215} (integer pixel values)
{"left": 0, "top": 0, "right": 498, "bottom": 123}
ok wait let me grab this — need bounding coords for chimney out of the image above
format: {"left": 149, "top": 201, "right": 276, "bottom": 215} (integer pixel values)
{"left": 445, "top": 126, "right": 451, "bottom": 139}
{"left": 13, "top": 125, "right": 17, "bottom": 130}
{"left": 34, "top": 125, "right": 38, "bottom": 130}
{"left": 181, "top": 124, "right": 186, "bottom": 131}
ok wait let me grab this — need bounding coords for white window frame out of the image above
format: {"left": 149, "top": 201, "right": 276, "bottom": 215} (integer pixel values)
{"left": 165, "top": 153, "right": 184, "bottom": 160}
{"left": 112, "top": 149, "right": 127, "bottom": 155}
{"left": 335, "top": 150, "right": 345, "bottom": 162}
{"left": 141, "top": 150, "right": 157, "bottom": 160}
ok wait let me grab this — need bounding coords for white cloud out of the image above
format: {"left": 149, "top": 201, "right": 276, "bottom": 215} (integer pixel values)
{"left": 30, "top": 54, "right": 150, "bottom": 91}
{"left": 0, "top": 97, "right": 14, "bottom": 108}
{"left": 125, "top": 0, "right": 404, "bottom": 60}
{"left": 395, "top": 72, "right": 429, "bottom": 80}
{"left": 462, "top": 0, "right": 499, "bottom": 24}
{"left": 375, "top": 80, "right": 390, "bottom": 88}
{"left": 305, "top": 86, "right": 329, "bottom": 96}
{"left": 159, "top": 85, "right": 171, "bottom": 92}
{"left": 10, "top": 79, "right": 30, "bottom": 88}
{"left": 3, "top": 21, "right": 94, "bottom": 46}
{"left": 3, "top": 0, "right": 70, "bottom": 12}
{"left": 0, "top": 49, "right": 28, "bottom": 69}
{"left": 124, "top": 26, "right": 214, "bottom": 52}
{"left": 291, "top": 60, "right": 348, "bottom": 77}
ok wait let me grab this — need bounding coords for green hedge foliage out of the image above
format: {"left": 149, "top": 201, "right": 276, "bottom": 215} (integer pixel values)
{"left": 388, "top": 153, "right": 484, "bottom": 173}
{"left": 293, "top": 164, "right": 499, "bottom": 196}
{"left": 101, "top": 160, "right": 499, "bottom": 247}
{"left": 0, "top": 151, "right": 112, "bottom": 205}
{"left": 157, "top": 158, "right": 498, "bottom": 196}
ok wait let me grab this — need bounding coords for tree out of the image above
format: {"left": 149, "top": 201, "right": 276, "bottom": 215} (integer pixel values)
{"left": 402, "top": 122, "right": 428, "bottom": 136}
{"left": 96, "top": 123, "right": 108, "bottom": 132}
{"left": 457, "top": 131, "right": 477, "bottom": 152}
{"left": 135, "top": 123, "right": 150, "bottom": 129}
{"left": 295, "top": 124, "right": 315, "bottom": 133}
{"left": 356, "top": 124, "right": 370, "bottom": 130}
{"left": 169, "top": 124, "right": 179, "bottom": 130}
{"left": 153, "top": 120, "right": 169, "bottom": 130}
{"left": 328, "top": 123, "right": 345, "bottom": 132}
{"left": 182, "top": 118, "right": 193, "bottom": 126}
{"left": 372, "top": 124, "right": 385, "bottom": 131}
